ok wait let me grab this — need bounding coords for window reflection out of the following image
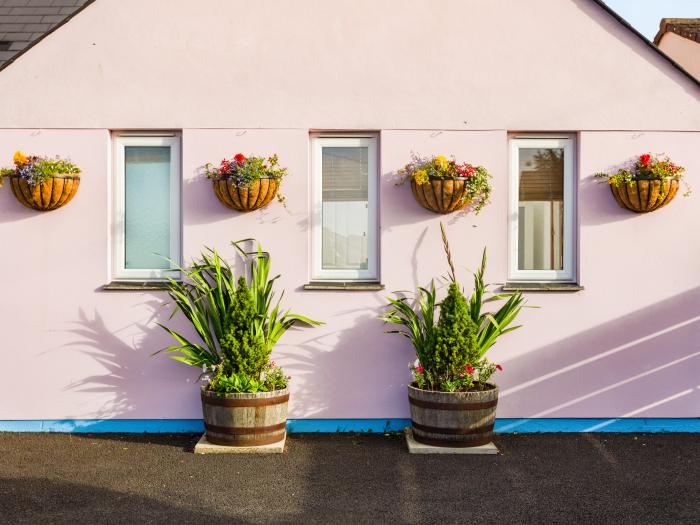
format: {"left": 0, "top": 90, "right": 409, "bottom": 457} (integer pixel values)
{"left": 517, "top": 148, "right": 564, "bottom": 271}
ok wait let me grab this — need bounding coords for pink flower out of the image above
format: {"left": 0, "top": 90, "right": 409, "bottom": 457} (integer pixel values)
{"left": 415, "top": 366, "right": 425, "bottom": 374}
{"left": 465, "top": 364, "right": 474, "bottom": 375}
{"left": 496, "top": 364, "right": 503, "bottom": 371}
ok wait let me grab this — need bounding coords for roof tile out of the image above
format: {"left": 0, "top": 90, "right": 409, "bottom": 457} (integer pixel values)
{"left": 654, "top": 18, "right": 700, "bottom": 45}
{"left": 0, "top": 0, "right": 90, "bottom": 68}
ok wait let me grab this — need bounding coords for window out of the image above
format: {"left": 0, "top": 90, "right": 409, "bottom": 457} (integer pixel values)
{"left": 509, "top": 136, "right": 575, "bottom": 282}
{"left": 113, "top": 134, "right": 181, "bottom": 280}
{"left": 311, "top": 135, "right": 378, "bottom": 281}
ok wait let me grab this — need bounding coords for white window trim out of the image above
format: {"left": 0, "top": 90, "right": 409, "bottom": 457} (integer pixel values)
{"left": 112, "top": 134, "right": 181, "bottom": 281}
{"left": 508, "top": 136, "right": 576, "bottom": 282}
{"left": 311, "top": 135, "right": 379, "bottom": 281}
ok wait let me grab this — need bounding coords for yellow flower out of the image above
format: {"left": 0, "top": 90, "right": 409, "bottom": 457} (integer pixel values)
{"left": 414, "top": 170, "right": 429, "bottom": 185}
{"left": 13, "top": 150, "right": 28, "bottom": 166}
{"left": 435, "top": 155, "right": 448, "bottom": 169}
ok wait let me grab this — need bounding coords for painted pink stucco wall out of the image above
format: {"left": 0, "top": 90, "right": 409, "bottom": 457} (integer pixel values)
{"left": 0, "top": 0, "right": 698, "bottom": 421}
{"left": 658, "top": 32, "right": 700, "bottom": 81}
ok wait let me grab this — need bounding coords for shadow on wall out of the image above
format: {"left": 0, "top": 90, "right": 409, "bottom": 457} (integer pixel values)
{"left": 61, "top": 300, "right": 200, "bottom": 421}
{"left": 280, "top": 305, "right": 409, "bottom": 420}
{"left": 579, "top": 173, "right": 640, "bottom": 226}
{"left": 499, "top": 287, "right": 700, "bottom": 423}
{"left": 379, "top": 168, "right": 482, "bottom": 233}
{"left": 0, "top": 182, "right": 49, "bottom": 224}
{"left": 181, "top": 167, "right": 300, "bottom": 229}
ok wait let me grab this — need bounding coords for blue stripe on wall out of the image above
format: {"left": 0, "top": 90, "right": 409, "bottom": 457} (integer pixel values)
{"left": 0, "top": 418, "right": 698, "bottom": 433}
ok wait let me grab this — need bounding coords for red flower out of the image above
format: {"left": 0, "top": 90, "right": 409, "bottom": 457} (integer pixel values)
{"left": 234, "top": 153, "right": 247, "bottom": 163}
{"left": 496, "top": 364, "right": 503, "bottom": 371}
{"left": 415, "top": 366, "right": 425, "bottom": 374}
{"left": 465, "top": 364, "right": 474, "bottom": 374}
{"left": 639, "top": 154, "right": 651, "bottom": 166}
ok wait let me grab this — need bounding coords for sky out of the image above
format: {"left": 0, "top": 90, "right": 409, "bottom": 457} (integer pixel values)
{"left": 603, "top": 0, "right": 700, "bottom": 41}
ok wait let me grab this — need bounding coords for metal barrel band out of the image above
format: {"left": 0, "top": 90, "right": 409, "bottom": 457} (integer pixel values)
{"left": 411, "top": 433, "right": 494, "bottom": 448}
{"left": 201, "top": 393, "right": 290, "bottom": 407}
{"left": 203, "top": 421, "right": 286, "bottom": 435}
{"left": 205, "top": 433, "right": 285, "bottom": 447}
{"left": 411, "top": 421, "right": 495, "bottom": 436}
{"left": 408, "top": 397, "right": 498, "bottom": 411}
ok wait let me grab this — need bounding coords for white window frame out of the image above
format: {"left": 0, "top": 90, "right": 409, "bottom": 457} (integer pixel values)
{"left": 112, "top": 134, "right": 181, "bottom": 281}
{"left": 509, "top": 136, "right": 576, "bottom": 282}
{"left": 311, "top": 135, "right": 378, "bottom": 281}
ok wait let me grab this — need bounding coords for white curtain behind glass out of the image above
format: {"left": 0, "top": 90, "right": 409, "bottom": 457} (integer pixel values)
{"left": 321, "top": 147, "right": 369, "bottom": 270}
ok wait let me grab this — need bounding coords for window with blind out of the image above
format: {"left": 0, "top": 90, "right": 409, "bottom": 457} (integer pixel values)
{"left": 113, "top": 134, "right": 181, "bottom": 280}
{"left": 509, "top": 137, "right": 575, "bottom": 282}
{"left": 311, "top": 135, "right": 378, "bottom": 281}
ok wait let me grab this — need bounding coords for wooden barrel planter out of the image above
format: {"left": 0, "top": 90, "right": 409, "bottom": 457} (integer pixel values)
{"left": 410, "top": 177, "right": 472, "bottom": 214}
{"left": 212, "top": 176, "right": 280, "bottom": 212}
{"left": 610, "top": 177, "right": 680, "bottom": 213}
{"left": 9, "top": 174, "right": 80, "bottom": 211}
{"left": 201, "top": 387, "right": 289, "bottom": 446}
{"left": 408, "top": 384, "right": 498, "bottom": 447}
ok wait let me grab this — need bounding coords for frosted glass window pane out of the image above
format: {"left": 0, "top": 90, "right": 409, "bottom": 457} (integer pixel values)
{"left": 517, "top": 148, "right": 564, "bottom": 271}
{"left": 321, "top": 147, "right": 369, "bottom": 270}
{"left": 124, "top": 146, "right": 171, "bottom": 269}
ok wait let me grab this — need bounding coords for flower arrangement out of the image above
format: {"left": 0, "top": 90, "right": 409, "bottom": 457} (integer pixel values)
{"left": 204, "top": 153, "right": 288, "bottom": 205}
{"left": 398, "top": 154, "right": 492, "bottom": 213}
{"left": 595, "top": 153, "right": 689, "bottom": 197}
{"left": 381, "top": 224, "right": 526, "bottom": 392}
{"left": 0, "top": 150, "right": 80, "bottom": 189}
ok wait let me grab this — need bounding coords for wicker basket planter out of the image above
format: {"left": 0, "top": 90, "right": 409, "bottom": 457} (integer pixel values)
{"left": 201, "top": 386, "right": 289, "bottom": 447}
{"left": 410, "top": 177, "right": 472, "bottom": 214}
{"left": 212, "top": 176, "right": 280, "bottom": 212}
{"left": 9, "top": 174, "right": 80, "bottom": 211}
{"left": 408, "top": 384, "right": 498, "bottom": 448}
{"left": 610, "top": 177, "right": 680, "bottom": 213}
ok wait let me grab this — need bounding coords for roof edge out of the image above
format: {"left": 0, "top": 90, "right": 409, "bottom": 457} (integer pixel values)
{"left": 1, "top": 0, "right": 698, "bottom": 92}
{"left": 0, "top": 0, "right": 97, "bottom": 75}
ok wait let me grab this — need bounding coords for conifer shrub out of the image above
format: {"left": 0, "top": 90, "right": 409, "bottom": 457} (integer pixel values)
{"left": 219, "top": 277, "right": 268, "bottom": 378}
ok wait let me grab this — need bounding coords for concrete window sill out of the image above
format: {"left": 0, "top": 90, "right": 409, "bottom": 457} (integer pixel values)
{"left": 100, "top": 281, "right": 175, "bottom": 291}
{"left": 502, "top": 282, "right": 584, "bottom": 292}
{"left": 303, "top": 281, "right": 385, "bottom": 291}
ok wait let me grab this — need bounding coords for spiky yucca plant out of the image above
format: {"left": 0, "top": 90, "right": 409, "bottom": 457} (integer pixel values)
{"left": 157, "top": 240, "right": 322, "bottom": 392}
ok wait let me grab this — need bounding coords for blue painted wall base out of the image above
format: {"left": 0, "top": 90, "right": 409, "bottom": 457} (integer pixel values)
{"left": 0, "top": 418, "right": 698, "bottom": 433}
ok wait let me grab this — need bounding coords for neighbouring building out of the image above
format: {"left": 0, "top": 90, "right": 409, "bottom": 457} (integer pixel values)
{"left": 0, "top": 0, "right": 698, "bottom": 433}
{"left": 654, "top": 18, "right": 700, "bottom": 81}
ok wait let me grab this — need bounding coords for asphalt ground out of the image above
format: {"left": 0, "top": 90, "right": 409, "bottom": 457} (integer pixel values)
{"left": 0, "top": 432, "right": 698, "bottom": 524}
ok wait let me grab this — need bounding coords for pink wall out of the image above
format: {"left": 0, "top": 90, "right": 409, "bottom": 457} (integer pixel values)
{"left": 658, "top": 32, "right": 700, "bottom": 81}
{"left": 1, "top": 129, "right": 698, "bottom": 420}
{"left": 0, "top": 0, "right": 699, "bottom": 130}
{"left": 0, "top": 0, "right": 698, "bottom": 421}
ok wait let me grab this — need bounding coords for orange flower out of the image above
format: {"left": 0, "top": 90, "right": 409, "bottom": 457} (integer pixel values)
{"left": 13, "top": 150, "right": 28, "bottom": 166}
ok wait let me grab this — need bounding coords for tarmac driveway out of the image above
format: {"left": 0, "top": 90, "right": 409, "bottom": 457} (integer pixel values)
{"left": 0, "top": 432, "right": 698, "bottom": 524}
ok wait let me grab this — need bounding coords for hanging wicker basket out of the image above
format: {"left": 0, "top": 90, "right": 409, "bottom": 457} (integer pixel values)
{"left": 212, "top": 176, "right": 279, "bottom": 212}
{"left": 610, "top": 177, "right": 680, "bottom": 213}
{"left": 9, "top": 174, "right": 80, "bottom": 211}
{"left": 410, "top": 177, "right": 471, "bottom": 214}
